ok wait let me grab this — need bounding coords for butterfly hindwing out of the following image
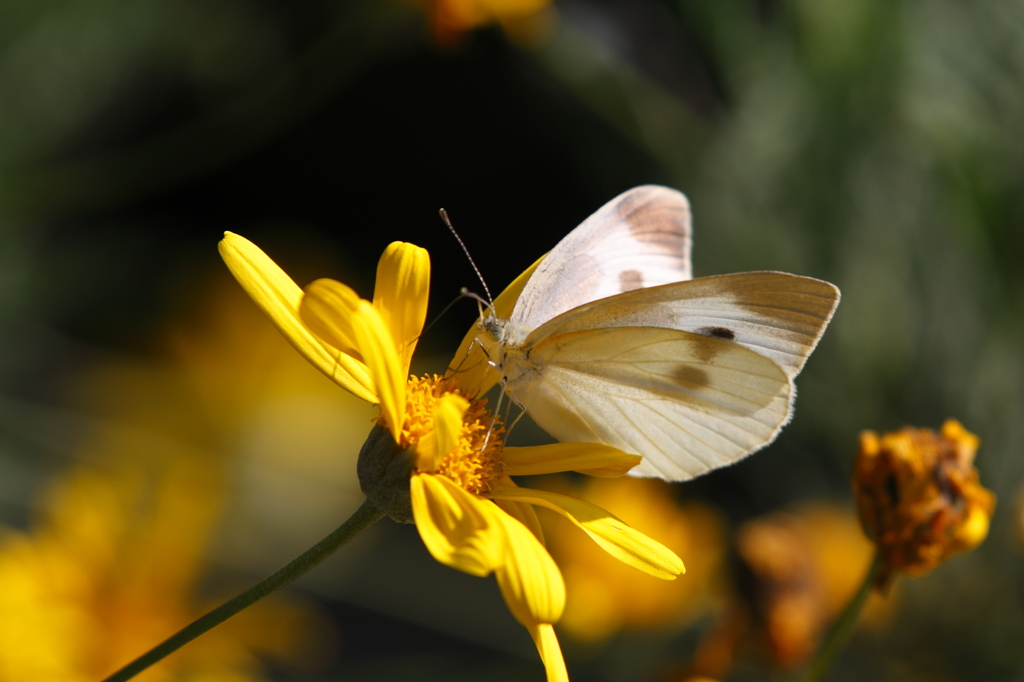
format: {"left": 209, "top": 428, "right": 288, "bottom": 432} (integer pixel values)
{"left": 504, "top": 326, "right": 792, "bottom": 481}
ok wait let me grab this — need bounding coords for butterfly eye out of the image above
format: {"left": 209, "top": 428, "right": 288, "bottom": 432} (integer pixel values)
{"left": 480, "top": 316, "right": 503, "bottom": 341}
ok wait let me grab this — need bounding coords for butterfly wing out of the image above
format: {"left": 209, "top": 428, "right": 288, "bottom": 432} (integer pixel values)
{"left": 504, "top": 273, "right": 839, "bottom": 480}
{"left": 504, "top": 326, "right": 792, "bottom": 480}
{"left": 526, "top": 272, "right": 840, "bottom": 382}
{"left": 508, "top": 185, "right": 692, "bottom": 335}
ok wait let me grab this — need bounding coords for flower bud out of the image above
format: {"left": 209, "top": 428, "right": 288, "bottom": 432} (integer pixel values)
{"left": 357, "top": 423, "right": 415, "bottom": 523}
{"left": 852, "top": 419, "right": 995, "bottom": 586}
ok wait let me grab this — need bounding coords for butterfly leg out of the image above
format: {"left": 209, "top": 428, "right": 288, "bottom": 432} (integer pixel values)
{"left": 483, "top": 376, "right": 529, "bottom": 448}
{"left": 444, "top": 335, "right": 491, "bottom": 381}
{"left": 481, "top": 377, "right": 507, "bottom": 453}
{"left": 501, "top": 386, "right": 530, "bottom": 441}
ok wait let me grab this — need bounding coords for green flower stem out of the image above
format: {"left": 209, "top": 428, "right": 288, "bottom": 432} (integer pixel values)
{"left": 799, "top": 552, "right": 882, "bottom": 682}
{"left": 102, "top": 499, "right": 384, "bottom": 682}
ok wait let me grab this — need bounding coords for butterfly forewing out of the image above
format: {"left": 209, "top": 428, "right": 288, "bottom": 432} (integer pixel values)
{"left": 504, "top": 326, "right": 792, "bottom": 481}
{"left": 524, "top": 272, "right": 840, "bottom": 381}
{"left": 509, "top": 185, "right": 692, "bottom": 336}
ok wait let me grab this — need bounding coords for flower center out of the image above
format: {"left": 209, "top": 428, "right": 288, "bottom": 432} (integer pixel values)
{"left": 398, "top": 374, "right": 505, "bottom": 495}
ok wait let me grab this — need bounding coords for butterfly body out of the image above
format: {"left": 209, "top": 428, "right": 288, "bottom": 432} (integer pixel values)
{"left": 467, "top": 185, "right": 839, "bottom": 482}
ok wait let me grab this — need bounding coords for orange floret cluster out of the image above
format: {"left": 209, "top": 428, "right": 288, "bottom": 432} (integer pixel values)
{"left": 390, "top": 375, "right": 505, "bottom": 495}
{"left": 853, "top": 419, "right": 995, "bottom": 586}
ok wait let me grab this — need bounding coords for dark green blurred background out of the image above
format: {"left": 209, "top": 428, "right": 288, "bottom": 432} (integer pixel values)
{"left": 1, "top": 1, "right": 1022, "bottom": 680}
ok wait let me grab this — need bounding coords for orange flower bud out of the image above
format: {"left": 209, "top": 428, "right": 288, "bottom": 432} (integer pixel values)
{"left": 852, "top": 420, "right": 995, "bottom": 586}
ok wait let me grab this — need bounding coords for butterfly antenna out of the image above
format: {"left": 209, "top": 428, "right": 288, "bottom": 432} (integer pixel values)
{"left": 440, "top": 208, "right": 493, "bottom": 307}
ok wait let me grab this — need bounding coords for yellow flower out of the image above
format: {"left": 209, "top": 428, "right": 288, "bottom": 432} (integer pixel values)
{"left": 0, "top": 463, "right": 312, "bottom": 682}
{"left": 852, "top": 419, "right": 995, "bottom": 586}
{"left": 543, "top": 478, "right": 726, "bottom": 644}
{"left": 219, "top": 233, "right": 686, "bottom": 681}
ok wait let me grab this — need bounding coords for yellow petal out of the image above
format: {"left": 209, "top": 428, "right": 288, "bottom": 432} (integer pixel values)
{"left": 529, "top": 623, "right": 569, "bottom": 682}
{"left": 349, "top": 300, "right": 406, "bottom": 439}
{"left": 434, "top": 393, "right": 469, "bottom": 462}
{"left": 373, "top": 242, "right": 431, "bottom": 376}
{"left": 417, "top": 393, "right": 471, "bottom": 471}
{"left": 503, "top": 443, "right": 642, "bottom": 478}
{"left": 492, "top": 477, "right": 545, "bottom": 544}
{"left": 494, "top": 509, "right": 565, "bottom": 626}
{"left": 490, "top": 485, "right": 685, "bottom": 579}
{"left": 218, "top": 232, "right": 375, "bottom": 402}
{"left": 412, "top": 474, "right": 567, "bottom": 678}
{"left": 448, "top": 254, "right": 545, "bottom": 397}
{"left": 410, "top": 473, "right": 503, "bottom": 577}
{"left": 300, "top": 278, "right": 364, "bottom": 358}
{"left": 958, "top": 504, "right": 991, "bottom": 546}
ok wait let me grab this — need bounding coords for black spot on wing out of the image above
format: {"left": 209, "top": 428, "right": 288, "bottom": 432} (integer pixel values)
{"left": 696, "top": 326, "right": 735, "bottom": 341}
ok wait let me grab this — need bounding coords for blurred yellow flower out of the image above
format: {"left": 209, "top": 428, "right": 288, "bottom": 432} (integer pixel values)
{"left": 738, "top": 512, "right": 828, "bottom": 669}
{"left": 543, "top": 478, "right": 726, "bottom": 644}
{"left": 220, "top": 233, "right": 685, "bottom": 681}
{"left": 0, "top": 463, "right": 313, "bottom": 682}
{"left": 402, "top": 0, "right": 555, "bottom": 48}
{"left": 66, "top": 273, "right": 377, "bottom": 569}
{"left": 686, "top": 505, "right": 889, "bottom": 677}
{"left": 797, "top": 505, "right": 893, "bottom": 626}
{"left": 737, "top": 509, "right": 878, "bottom": 669}
{"left": 852, "top": 419, "right": 995, "bottom": 586}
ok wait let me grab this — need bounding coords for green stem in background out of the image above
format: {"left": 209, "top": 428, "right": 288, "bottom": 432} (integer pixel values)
{"left": 799, "top": 552, "right": 882, "bottom": 682}
{"left": 102, "top": 499, "right": 384, "bottom": 682}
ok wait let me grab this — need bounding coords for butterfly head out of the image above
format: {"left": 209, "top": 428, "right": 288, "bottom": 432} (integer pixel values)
{"left": 477, "top": 314, "right": 507, "bottom": 370}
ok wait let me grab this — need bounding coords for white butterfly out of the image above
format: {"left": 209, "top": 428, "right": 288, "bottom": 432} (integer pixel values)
{"left": 460, "top": 185, "right": 840, "bottom": 482}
